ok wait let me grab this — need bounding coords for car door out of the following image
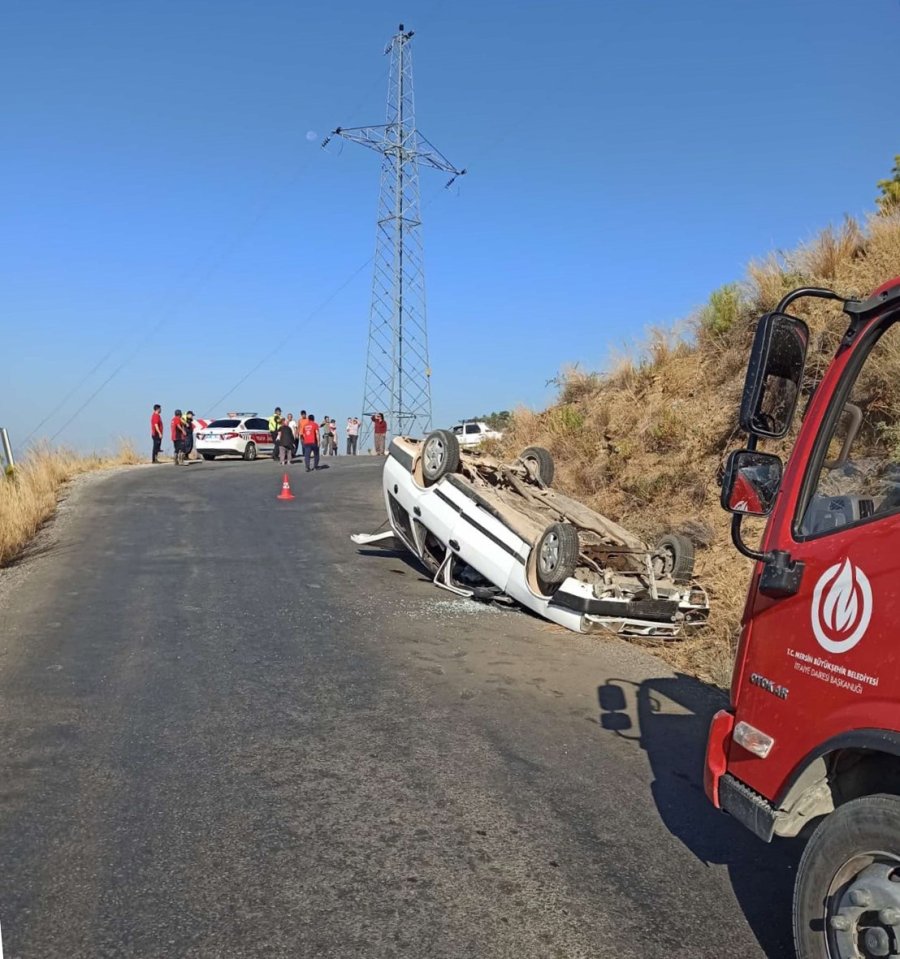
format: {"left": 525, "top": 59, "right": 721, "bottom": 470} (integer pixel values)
{"left": 246, "top": 418, "right": 273, "bottom": 449}
{"left": 467, "top": 423, "right": 481, "bottom": 440}
{"left": 729, "top": 317, "right": 900, "bottom": 798}
{"left": 445, "top": 483, "right": 524, "bottom": 590}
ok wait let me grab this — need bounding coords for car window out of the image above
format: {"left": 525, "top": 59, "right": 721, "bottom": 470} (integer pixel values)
{"left": 208, "top": 419, "right": 240, "bottom": 428}
{"left": 452, "top": 426, "right": 463, "bottom": 435}
{"left": 465, "top": 423, "right": 480, "bottom": 434}
{"left": 246, "top": 418, "right": 269, "bottom": 430}
{"left": 797, "top": 320, "right": 900, "bottom": 537}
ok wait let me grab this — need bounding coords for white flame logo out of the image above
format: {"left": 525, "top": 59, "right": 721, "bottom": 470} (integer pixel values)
{"left": 811, "top": 558, "right": 872, "bottom": 654}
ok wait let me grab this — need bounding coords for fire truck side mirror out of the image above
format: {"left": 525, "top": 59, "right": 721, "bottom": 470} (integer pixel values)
{"left": 739, "top": 312, "right": 809, "bottom": 439}
{"left": 721, "top": 449, "right": 783, "bottom": 517}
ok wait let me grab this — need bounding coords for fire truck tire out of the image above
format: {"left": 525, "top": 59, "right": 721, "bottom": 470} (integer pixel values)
{"left": 519, "top": 446, "right": 555, "bottom": 486}
{"left": 422, "top": 430, "right": 460, "bottom": 486}
{"left": 536, "top": 522, "right": 579, "bottom": 592}
{"left": 243, "top": 442, "right": 258, "bottom": 461}
{"left": 794, "top": 794, "right": 900, "bottom": 959}
{"left": 652, "top": 533, "right": 695, "bottom": 584}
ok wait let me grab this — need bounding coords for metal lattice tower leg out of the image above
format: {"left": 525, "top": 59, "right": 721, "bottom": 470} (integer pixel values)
{"left": 326, "top": 25, "right": 465, "bottom": 448}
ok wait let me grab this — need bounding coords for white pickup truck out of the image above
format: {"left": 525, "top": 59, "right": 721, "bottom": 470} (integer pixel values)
{"left": 451, "top": 421, "right": 503, "bottom": 447}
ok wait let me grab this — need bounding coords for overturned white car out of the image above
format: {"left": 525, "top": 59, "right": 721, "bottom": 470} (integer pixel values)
{"left": 353, "top": 431, "right": 710, "bottom": 638}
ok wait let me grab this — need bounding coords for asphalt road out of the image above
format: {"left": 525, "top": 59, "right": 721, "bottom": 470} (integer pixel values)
{"left": 0, "top": 457, "right": 798, "bottom": 958}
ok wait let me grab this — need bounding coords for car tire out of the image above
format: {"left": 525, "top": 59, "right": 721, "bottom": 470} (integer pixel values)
{"left": 243, "top": 442, "right": 258, "bottom": 462}
{"left": 794, "top": 794, "right": 900, "bottom": 959}
{"left": 652, "top": 533, "right": 695, "bottom": 584}
{"left": 422, "top": 430, "right": 460, "bottom": 486}
{"left": 519, "top": 446, "right": 555, "bottom": 486}
{"left": 201, "top": 453, "right": 216, "bottom": 461}
{"left": 535, "top": 522, "right": 579, "bottom": 592}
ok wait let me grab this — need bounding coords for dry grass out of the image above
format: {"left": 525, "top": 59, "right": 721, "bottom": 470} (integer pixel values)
{"left": 0, "top": 441, "right": 143, "bottom": 567}
{"left": 795, "top": 217, "right": 865, "bottom": 281}
{"left": 501, "top": 215, "right": 900, "bottom": 686}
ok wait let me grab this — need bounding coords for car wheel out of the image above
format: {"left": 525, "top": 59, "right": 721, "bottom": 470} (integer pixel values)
{"left": 535, "top": 522, "right": 579, "bottom": 592}
{"left": 794, "top": 794, "right": 900, "bottom": 959}
{"left": 201, "top": 453, "right": 216, "bottom": 461}
{"left": 243, "top": 442, "right": 258, "bottom": 462}
{"left": 422, "top": 429, "right": 461, "bottom": 485}
{"left": 519, "top": 446, "right": 555, "bottom": 486}
{"left": 651, "top": 533, "right": 695, "bottom": 584}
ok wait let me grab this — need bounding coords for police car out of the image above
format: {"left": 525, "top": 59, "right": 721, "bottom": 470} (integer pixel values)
{"left": 194, "top": 414, "right": 275, "bottom": 461}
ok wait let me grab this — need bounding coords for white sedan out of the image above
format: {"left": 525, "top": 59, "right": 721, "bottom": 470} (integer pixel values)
{"left": 194, "top": 415, "right": 275, "bottom": 461}
{"left": 353, "top": 431, "right": 709, "bottom": 637}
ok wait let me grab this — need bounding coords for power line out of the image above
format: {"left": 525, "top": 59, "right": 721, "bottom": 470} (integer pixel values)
{"left": 27, "top": 67, "right": 393, "bottom": 447}
{"left": 45, "top": 164, "right": 309, "bottom": 445}
{"left": 203, "top": 256, "right": 374, "bottom": 413}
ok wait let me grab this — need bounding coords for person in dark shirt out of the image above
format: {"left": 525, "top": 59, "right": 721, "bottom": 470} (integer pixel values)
{"left": 372, "top": 412, "right": 388, "bottom": 456}
{"left": 183, "top": 411, "right": 195, "bottom": 461}
{"left": 277, "top": 420, "right": 294, "bottom": 466}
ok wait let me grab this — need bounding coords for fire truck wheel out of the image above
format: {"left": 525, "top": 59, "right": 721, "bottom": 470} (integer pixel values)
{"left": 794, "top": 794, "right": 900, "bottom": 959}
{"left": 652, "top": 533, "right": 694, "bottom": 584}
{"left": 422, "top": 430, "right": 461, "bottom": 486}
{"left": 535, "top": 522, "right": 579, "bottom": 592}
{"left": 519, "top": 446, "right": 555, "bottom": 486}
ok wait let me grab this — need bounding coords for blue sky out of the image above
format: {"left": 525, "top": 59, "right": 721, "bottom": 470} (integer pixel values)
{"left": 2, "top": 0, "right": 899, "bottom": 453}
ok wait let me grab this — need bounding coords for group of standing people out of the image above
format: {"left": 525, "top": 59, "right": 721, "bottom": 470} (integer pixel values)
{"left": 150, "top": 405, "right": 197, "bottom": 464}
{"left": 149, "top": 403, "right": 389, "bottom": 466}
{"left": 266, "top": 410, "right": 388, "bottom": 469}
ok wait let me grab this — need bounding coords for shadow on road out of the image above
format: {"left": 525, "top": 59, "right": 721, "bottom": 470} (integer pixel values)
{"left": 598, "top": 674, "right": 798, "bottom": 959}
{"left": 355, "top": 547, "right": 433, "bottom": 583}
{"left": 1, "top": 538, "right": 78, "bottom": 569}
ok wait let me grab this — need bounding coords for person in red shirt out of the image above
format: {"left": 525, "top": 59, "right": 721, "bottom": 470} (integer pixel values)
{"left": 170, "top": 409, "right": 188, "bottom": 465}
{"left": 371, "top": 412, "right": 388, "bottom": 455}
{"left": 150, "top": 404, "right": 163, "bottom": 463}
{"left": 300, "top": 415, "right": 320, "bottom": 472}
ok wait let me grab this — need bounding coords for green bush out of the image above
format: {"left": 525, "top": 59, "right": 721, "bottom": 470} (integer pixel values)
{"left": 699, "top": 283, "right": 743, "bottom": 338}
{"left": 877, "top": 155, "right": 900, "bottom": 215}
{"left": 549, "top": 405, "right": 585, "bottom": 434}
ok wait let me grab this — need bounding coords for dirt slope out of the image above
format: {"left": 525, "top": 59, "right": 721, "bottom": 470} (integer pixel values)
{"left": 501, "top": 214, "right": 900, "bottom": 684}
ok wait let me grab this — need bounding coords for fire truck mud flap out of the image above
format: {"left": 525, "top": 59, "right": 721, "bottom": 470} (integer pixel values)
{"left": 718, "top": 774, "right": 778, "bottom": 843}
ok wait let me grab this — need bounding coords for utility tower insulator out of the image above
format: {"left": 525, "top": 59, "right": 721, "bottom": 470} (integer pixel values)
{"left": 330, "top": 26, "right": 465, "bottom": 447}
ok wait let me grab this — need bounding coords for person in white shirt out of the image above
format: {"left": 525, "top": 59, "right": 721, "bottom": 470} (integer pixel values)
{"left": 346, "top": 417, "right": 360, "bottom": 455}
{"left": 286, "top": 413, "right": 298, "bottom": 457}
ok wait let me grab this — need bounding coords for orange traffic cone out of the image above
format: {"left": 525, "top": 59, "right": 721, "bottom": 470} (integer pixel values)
{"left": 277, "top": 473, "right": 295, "bottom": 501}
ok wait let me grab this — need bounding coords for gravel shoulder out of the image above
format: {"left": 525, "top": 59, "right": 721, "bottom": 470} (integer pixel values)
{"left": 0, "top": 465, "right": 144, "bottom": 614}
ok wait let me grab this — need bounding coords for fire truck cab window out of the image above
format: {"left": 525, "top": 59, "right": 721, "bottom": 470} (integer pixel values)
{"left": 798, "top": 321, "right": 900, "bottom": 537}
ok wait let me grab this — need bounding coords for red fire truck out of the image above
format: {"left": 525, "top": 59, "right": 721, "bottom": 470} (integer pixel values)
{"left": 706, "top": 277, "right": 900, "bottom": 958}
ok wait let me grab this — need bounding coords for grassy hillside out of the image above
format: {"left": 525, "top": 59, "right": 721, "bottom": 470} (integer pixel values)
{"left": 501, "top": 213, "right": 900, "bottom": 685}
{"left": 0, "top": 444, "right": 143, "bottom": 567}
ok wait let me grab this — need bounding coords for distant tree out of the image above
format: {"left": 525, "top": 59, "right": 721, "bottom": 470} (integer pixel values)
{"left": 877, "top": 155, "right": 900, "bottom": 214}
{"left": 469, "top": 410, "right": 512, "bottom": 432}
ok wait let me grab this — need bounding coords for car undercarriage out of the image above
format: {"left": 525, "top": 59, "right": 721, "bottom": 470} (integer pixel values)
{"left": 353, "top": 432, "right": 710, "bottom": 638}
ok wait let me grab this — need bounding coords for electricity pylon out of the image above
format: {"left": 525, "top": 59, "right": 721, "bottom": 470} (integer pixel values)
{"left": 326, "top": 25, "right": 465, "bottom": 445}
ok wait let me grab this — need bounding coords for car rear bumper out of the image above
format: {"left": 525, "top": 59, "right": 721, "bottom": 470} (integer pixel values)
{"left": 196, "top": 444, "right": 243, "bottom": 455}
